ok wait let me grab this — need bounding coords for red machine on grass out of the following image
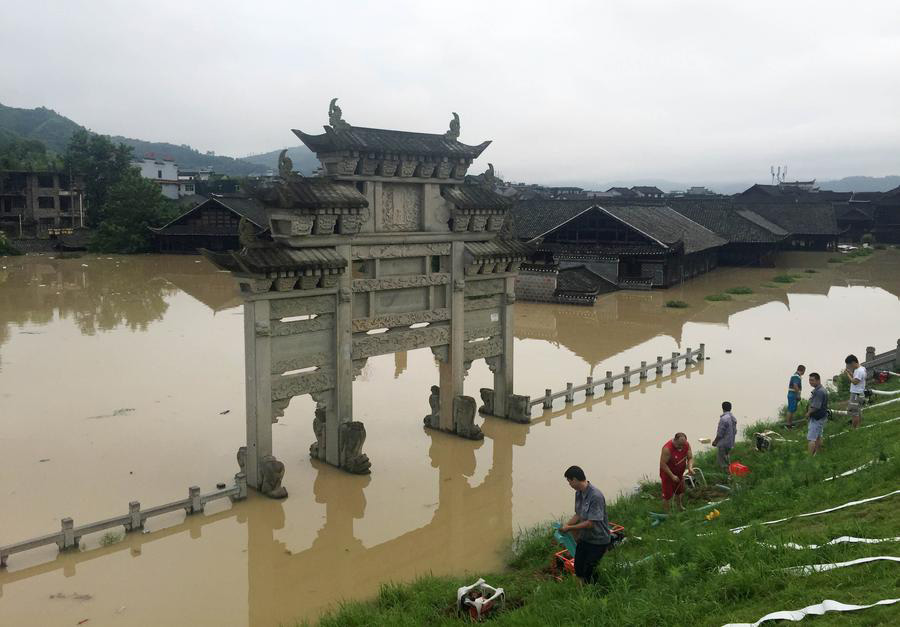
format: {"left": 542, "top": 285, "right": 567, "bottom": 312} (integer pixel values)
{"left": 551, "top": 522, "right": 626, "bottom": 578}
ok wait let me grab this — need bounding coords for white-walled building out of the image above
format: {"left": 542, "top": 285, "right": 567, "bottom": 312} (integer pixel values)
{"left": 133, "top": 154, "right": 193, "bottom": 199}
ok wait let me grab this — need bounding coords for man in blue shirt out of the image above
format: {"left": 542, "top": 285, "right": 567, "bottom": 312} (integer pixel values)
{"left": 786, "top": 364, "right": 806, "bottom": 429}
{"left": 560, "top": 465, "right": 611, "bottom": 583}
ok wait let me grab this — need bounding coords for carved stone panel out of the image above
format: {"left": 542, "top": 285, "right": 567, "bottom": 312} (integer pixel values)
{"left": 469, "top": 215, "right": 488, "bottom": 232}
{"left": 338, "top": 214, "right": 363, "bottom": 235}
{"left": 464, "top": 324, "right": 502, "bottom": 341}
{"left": 271, "top": 351, "right": 331, "bottom": 376}
{"left": 381, "top": 183, "right": 422, "bottom": 231}
{"left": 291, "top": 215, "right": 315, "bottom": 236}
{"left": 352, "top": 273, "right": 450, "bottom": 292}
{"left": 271, "top": 369, "right": 336, "bottom": 401}
{"left": 269, "top": 313, "right": 335, "bottom": 337}
{"left": 351, "top": 243, "right": 450, "bottom": 260}
{"left": 314, "top": 214, "right": 338, "bottom": 235}
{"left": 270, "top": 295, "right": 335, "bottom": 319}
{"left": 351, "top": 325, "right": 451, "bottom": 360}
{"left": 464, "top": 279, "right": 505, "bottom": 297}
{"left": 352, "top": 308, "right": 451, "bottom": 332}
{"left": 464, "top": 294, "right": 503, "bottom": 311}
{"left": 463, "top": 337, "right": 503, "bottom": 362}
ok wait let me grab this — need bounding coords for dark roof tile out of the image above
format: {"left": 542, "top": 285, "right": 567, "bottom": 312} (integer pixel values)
{"left": 294, "top": 126, "right": 490, "bottom": 160}
{"left": 443, "top": 184, "right": 512, "bottom": 210}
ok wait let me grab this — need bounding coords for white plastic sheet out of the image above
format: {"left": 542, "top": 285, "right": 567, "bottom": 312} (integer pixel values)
{"left": 722, "top": 597, "right": 900, "bottom": 626}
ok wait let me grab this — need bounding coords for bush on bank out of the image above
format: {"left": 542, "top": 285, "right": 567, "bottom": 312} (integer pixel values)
{"left": 306, "top": 374, "right": 900, "bottom": 626}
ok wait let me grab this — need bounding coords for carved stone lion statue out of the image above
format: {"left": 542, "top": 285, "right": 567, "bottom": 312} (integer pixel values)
{"left": 260, "top": 455, "right": 288, "bottom": 499}
{"left": 423, "top": 385, "right": 441, "bottom": 429}
{"left": 479, "top": 388, "right": 495, "bottom": 416}
{"left": 453, "top": 395, "right": 484, "bottom": 440}
{"left": 339, "top": 421, "right": 371, "bottom": 474}
{"left": 309, "top": 404, "right": 326, "bottom": 460}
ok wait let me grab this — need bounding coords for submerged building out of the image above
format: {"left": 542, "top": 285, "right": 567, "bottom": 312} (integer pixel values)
{"left": 511, "top": 200, "right": 726, "bottom": 304}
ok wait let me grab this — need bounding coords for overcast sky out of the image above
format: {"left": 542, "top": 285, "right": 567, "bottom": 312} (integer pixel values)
{"left": 2, "top": 1, "right": 899, "bottom": 186}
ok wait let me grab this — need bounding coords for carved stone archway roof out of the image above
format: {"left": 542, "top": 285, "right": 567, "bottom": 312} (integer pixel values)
{"left": 442, "top": 185, "right": 512, "bottom": 211}
{"left": 202, "top": 246, "right": 347, "bottom": 276}
{"left": 279, "top": 178, "right": 369, "bottom": 210}
{"left": 465, "top": 239, "right": 533, "bottom": 262}
{"left": 293, "top": 126, "right": 490, "bottom": 160}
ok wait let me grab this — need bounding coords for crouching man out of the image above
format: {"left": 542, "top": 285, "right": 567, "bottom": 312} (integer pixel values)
{"left": 560, "top": 465, "right": 612, "bottom": 583}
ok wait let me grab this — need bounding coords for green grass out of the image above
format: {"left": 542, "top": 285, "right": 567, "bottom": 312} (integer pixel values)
{"left": 705, "top": 293, "right": 733, "bottom": 302}
{"left": 772, "top": 275, "right": 795, "bottom": 283}
{"left": 845, "top": 248, "right": 874, "bottom": 259}
{"left": 827, "top": 258, "right": 844, "bottom": 263}
{"left": 724, "top": 286, "right": 753, "bottom": 295}
{"left": 665, "top": 300, "right": 689, "bottom": 308}
{"left": 308, "top": 375, "right": 900, "bottom": 626}
{"left": 803, "top": 269, "right": 817, "bottom": 273}
{"left": 99, "top": 531, "right": 123, "bottom": 546}
{"left": 761, "top": 282, "right": 780, "bottom": 288}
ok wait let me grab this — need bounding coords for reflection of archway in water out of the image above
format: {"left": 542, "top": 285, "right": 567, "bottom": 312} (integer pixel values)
{"left": 246, "top": 416, "right": 526, "bottom": 625}
{"left": 0, "top": 410, "right": 528, "bottom": 625}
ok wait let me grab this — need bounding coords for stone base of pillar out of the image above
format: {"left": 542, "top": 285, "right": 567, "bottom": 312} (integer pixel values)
{"left": 237, "top": 446, "right": 288, "bottom": 499}
{"left": 425, "top": 393, "right": 483, "bottom": 440}
{"left": 477, "top": 388, "right": 531, "bottom": 424}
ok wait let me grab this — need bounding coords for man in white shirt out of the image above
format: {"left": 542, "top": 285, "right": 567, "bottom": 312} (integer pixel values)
{"left": 844, "top": 354, "right": 867, "bottom": 429}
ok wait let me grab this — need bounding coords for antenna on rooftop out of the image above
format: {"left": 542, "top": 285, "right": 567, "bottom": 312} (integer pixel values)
{"left": 770, "top": 166, "right": 776, "bottom": 184}
{"left": 776, "top": 166, "right": 781, "bottom": 183}
{"left": 782, "top": 165, "right": 787, "bottom": 183}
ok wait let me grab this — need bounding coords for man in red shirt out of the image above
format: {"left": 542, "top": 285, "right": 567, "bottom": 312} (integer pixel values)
{"left": 660, "top": 432, "right": 694, "bottom": 512}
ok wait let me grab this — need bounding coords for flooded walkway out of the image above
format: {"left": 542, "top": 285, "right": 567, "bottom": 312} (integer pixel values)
{"left": 1, "top": 251, "right": 899, "bottom": 625}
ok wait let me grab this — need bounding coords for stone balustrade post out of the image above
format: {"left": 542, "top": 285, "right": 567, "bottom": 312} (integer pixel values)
{"left": 671, "top": 352, "right": 679, "bottom": 372}
{"left": 235, "top": 472, "right": 248, "bottom": 500}
{"left": 543, "top": 388, "right": 552, "bottom": 409}
{"left": 585, "top": 376, "right": 594, "bottom": 396}
{"left": 127, "top": 501, "right": 142, "bottom": 532}
{"left": 685, "top": 347, "right": 693, "bottom": 365}
{"left": 639, "top": 361, "right": 647, "bottom": 379}
{"left": 699, "top": 343, "right": 705, "bottom": 360}
{"left": 866, "top": 346, "right": 875, "bottom": 363}
{"left": 623, "top": 366, "right": 631, "bottom": 385}
{"left": 59, "top": 518, "right": 76, "bottom": 551}
{"left": 188, "top": 486, "right": 202, "bottom": 515}
{"left": 605, "top": 371, "right": 614, "bottom": 391}
{"left": 565, "top": 382, "right": 574, "bottom": 403}
{"left": 656, "top": 356, "right": 663, "bottom": 375}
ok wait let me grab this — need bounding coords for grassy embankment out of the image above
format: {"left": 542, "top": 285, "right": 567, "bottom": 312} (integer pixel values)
{"left": 307, "top": 373, "right": 900, "bottom": 626}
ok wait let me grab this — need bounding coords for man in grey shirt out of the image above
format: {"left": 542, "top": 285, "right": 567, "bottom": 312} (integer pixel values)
{"left": 805, "top": 372, "right": 828, "bottom": 455}
{"left": 560, "top": 465, "right": 611, "bottom": 583}
{"left": 712, "top": 401, "right": 737, "bottom": 470}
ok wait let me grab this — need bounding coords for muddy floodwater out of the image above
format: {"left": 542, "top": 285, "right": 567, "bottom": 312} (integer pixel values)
{"left": 1, "top": 250, "right": 899, "bottom": 625}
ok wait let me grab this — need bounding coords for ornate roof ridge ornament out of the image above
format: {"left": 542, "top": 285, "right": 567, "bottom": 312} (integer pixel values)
{"left": 445, "top": 112, "right": 460, "bottom": 140}
{"left": 277, "top": 149, "right": 298, "bottom": 180}
{"left": 328, "top": 97, "right": 350, "bottom": 131}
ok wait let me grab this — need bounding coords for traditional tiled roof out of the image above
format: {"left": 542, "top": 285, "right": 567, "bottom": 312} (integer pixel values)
{"left": 670, "top": 204, "right": 788, "bottom": 243}
{"left": 293, "top": 126, "right": 490, "bottom": 160}
{"left": 442, "top": 184, "right": 512, "bottom": 210}
{"left": 151, "top": 195, "right": 271, "bottom": 233}
{"left": 606, "top": 187, "right": 638, "bottom": 197}
{"left": 279, "top": 178, "right": 368, "bottom": 210}
{"left": 601, "top": 205, "right": 727, "bottom": 254}
{"left": 202, "top": 246, "right": 346, "bottom": 276}
{"left": 749, "top": 204, "right": 840, "bottom": 236}
{"left": 556, "top": 266, "right": 615, "bottom": 294}
{"left": 834, "top": 203, "right": 876, "bottom": 221}
{"left": 465, "top": 239, "right": 533, "bottom": 261}
{"left": 631, "top": 186, "right": 665, "bottom": 195}
{"left": 508, "top": 199, "right": 597, "bottom": 240}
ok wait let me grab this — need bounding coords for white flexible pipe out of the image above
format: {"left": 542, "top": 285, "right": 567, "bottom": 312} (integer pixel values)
{"left": 760, "top": 536, "right": 900, "bottom": 550}
{"left": 730, "top": 489, "right": 900, "bottom": 534}
{"left": 783, "top": 555, "right": 900, "bottom": 575}
{"left": 721, "top": 597, "right": 900, "bottom": 626}
{"left": 868, "top": 388, "right": 900, "bottom": 396}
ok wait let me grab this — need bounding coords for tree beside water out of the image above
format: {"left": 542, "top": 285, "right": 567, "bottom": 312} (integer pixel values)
{"left": 63, "top": 129, "right": 176, "bottom": 252}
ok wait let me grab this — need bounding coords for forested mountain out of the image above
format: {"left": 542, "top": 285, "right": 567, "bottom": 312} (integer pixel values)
{"left": 0, "top": 102, "right": 260, "bottom": 176}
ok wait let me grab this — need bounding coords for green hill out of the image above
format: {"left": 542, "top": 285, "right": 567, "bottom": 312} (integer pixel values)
{"left": 0, "top": 102, "right": 263, "bottom": 176}
{"left": 0, "top": 102, "right": 84, "bottom": 153}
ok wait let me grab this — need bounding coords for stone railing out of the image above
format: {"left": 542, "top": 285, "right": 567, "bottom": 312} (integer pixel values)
{"left": 864, "top": 338, "right": 900, "bottom": 371}
{"left": 530, "top": 344, "right": 705, "bottom": 412}
{"left": 0, "top": 474, "right": 247, "bottom": 569}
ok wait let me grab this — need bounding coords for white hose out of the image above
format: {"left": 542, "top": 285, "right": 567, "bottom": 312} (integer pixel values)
{"left": 760, "top": 536, "right": 900, "bottom": 550}
{"left": 730, "top": 489, "right": 900, "bottom": 534}
{"left": 721, "top": 597, "right": 900, "bottom": 626}
{"left": 868, "top": 388, "right": 900, "bottom": 396}
{"left": 783, "top": 555, "right": 900, "bottom": 575}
